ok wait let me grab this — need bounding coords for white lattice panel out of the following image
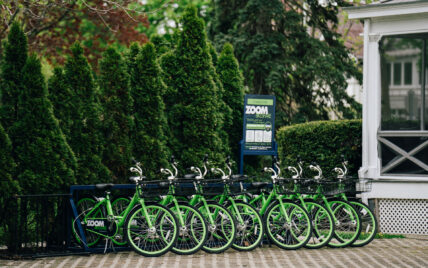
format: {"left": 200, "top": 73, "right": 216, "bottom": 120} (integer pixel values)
{"left": 379, "top": 199, "right": 428, "bottom": 235}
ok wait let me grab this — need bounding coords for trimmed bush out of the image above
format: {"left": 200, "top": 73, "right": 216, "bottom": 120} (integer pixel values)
{"left": 63, "top": 42, "right": 111, "bottom": 184}
{"left": 160, "top": 6, "right": 227, "bottom": 168}
{"left": 11, "top": 54, "right": 77, "bottom": 194}
{"left": 0, "top": 22, "right": 27, "bottom": 130}
{"left": 0, "top": 123, "right": 19, "bottom": 248}
{"left": 217, "top": 43, "right": 245, "bottom": 165}
{"left": 277, "top": 120, "right": 362, "bottom": 178}
{"left": 130, "top": 42, "right": 169, "bottom": 179}
{"left": 99, "top": 47, "right": 134, "bottom": 183}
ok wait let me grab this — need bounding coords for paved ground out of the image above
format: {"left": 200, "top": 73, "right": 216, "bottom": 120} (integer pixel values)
{"left": 1, "top": 238, "right": 428, "bottom": 268}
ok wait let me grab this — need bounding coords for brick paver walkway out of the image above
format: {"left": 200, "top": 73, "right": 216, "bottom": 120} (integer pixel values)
{"left": 1, "top": 238, "right": 427, "bottom": 267}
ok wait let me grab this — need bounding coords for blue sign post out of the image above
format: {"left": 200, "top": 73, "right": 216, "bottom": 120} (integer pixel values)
{"left": 239, "top": 94, "right": 277, "bottom": 174}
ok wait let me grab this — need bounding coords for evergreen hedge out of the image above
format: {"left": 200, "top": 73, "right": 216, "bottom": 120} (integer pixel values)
{"left": 11, "top": 54, "right": 77, "bottom": 194}
{"left": 160, "top": 6, "right": 227, "bottom": 168}
{"left": 99, "top": 47, "right": 134, "bottom": 183}
{"left": 0, "top": 22, "right": 27, "bottom": 131}
{"left": 217, "top": 43, "right": 245, "bottom": 165}
{"left": 277, "top": 120, "right": 362, "bottom": 178}
{"left": 130, "top": 42, "right": 169, "bottom": 179}
{"left": 63, "top": 43, "right": 111, "bottom": 184}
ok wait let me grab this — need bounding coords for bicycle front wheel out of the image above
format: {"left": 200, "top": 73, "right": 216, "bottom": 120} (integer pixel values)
{"left": 264, "top": 200, "right": 312, "bottom": 250}
{"left": 327, "top": 199, "right": 361, "bottom": 248}
{"left": 169, "top": 204, "right": 208, "bottom": 255}
{"left": 197, "top": 202, "right": 236, "bottom": 254}
{"left": 228, "top": 201, "right": 264, "bottom": 251}
{"left": 303, "top": 200, "right": 334, "bottom": 249}
{"left": 124, "top": 204, "right": 178, "bottom": 257}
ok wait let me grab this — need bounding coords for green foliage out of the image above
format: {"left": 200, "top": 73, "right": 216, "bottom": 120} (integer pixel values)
{"left": 10, "top": 54, "right": 77, "bottom": 194}
{"left": 0, "top": 123, "right": 19, "bottom": 250}
{"left": 277, "top": 120, "right": 362, "bottom": 178}
{"left": 99, "top": 47, "right": 134, "bottom": 183}
{"left": 217, "top": 43, "right": 245, "bottom": 163}
{"left": 211, "top": 0, "right": 362, "bottom": 125}
{"left": 63, "top": 42, "right": 111, "bottom": 184}
{"left": 151, "top": 34, "right": 173, "bottom": 56}
{"left": 48, "top": 67, "right": 74, "bottom": 138}
{"left": 0, "top": 22, "right": 27, "bottom": 130}
{"left": 130, "top": 42, "right": 169, "bottom": 179}
{"left": 160, "top": 6, "right": 227, "bottom": 168}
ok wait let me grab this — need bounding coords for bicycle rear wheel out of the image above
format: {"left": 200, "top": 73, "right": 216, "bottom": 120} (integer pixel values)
{"left": 264, "top": 200, "right": 312, "bottom": 250}
{"left": 71, "top": 197, "right": 102, "bottom": 247}
{"left": 124, "top": 204, "right": 178, "bottom": 257}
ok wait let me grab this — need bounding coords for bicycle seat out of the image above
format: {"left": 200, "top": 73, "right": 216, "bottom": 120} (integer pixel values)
{"left": 251, "top": 182, "right": 270, "bottom": 188}
{"left": 231, "top": 175, "right": 248, "bottom": 180}
{"left": 95, "top": 183, "right": 115, "bottom": 191}
{"left": 184, "top": 174, "right": 197, "bottom": 179}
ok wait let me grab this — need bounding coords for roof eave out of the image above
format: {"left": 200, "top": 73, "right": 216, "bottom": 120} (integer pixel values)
{"left": 343, "top": 1, "right": 428, "bottom": 20}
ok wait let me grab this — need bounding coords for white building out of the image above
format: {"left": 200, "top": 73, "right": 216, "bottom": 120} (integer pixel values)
{"left": 345, "top": 0, "right": 428, "bottom": 235}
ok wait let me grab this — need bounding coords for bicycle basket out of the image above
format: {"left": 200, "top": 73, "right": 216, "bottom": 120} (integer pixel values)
{"left": 319, "top": 180, "right": 342, "bottom": 196}
{"left": 173, "top": 179, "right": 197, "bottom": 197}
{"left": 201, "top": 179, "right": 226, "bottom": 196}
{"left": 139, "top": 180, "right": 170, "bottom": 198}
{"left": 296, "top": 179, "right": 320, "bottom": 194}
{"left": 277, "top": 179, "right": 296, "bottom": 194}
{"left": 355, "top": 180, "right": 372, "bottom": 193}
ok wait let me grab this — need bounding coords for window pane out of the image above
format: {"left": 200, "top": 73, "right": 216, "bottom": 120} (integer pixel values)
{"left": 393, "top": 63, "right": 402, "bottom": 85}
{"left": 387, "top": 63, "right": 391, "bottom": 85}
{"left": 380, "top": 37, "right": 423, "bottom": 130}
{"left": 404, "top": 62, "right": 412, "bottom": 85}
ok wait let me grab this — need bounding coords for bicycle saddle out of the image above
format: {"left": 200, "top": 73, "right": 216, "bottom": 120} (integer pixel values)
{"left": 251, "top": 182, "right": 270, "bottom": 188}
{"left": 231, "top": 175, "right": 248, "bottom": 180}
{"left": 95, "top": 183, "right": 115, "bottom": 191}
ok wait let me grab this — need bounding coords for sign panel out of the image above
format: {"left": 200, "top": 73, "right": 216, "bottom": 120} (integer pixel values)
{"left": 242, "top": 94, "right": 276, "bottom": 151}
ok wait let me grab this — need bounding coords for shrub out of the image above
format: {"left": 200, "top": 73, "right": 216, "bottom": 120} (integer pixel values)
{"left": 63, "top": 42, "right": 111, "bottom": 184}
{"left": 160, "top": 6, "right": 227, "bottom": 168}
{"left": 216, "top": 43, "right": 245, "bottom": 165}
{"left": 11, "top": 54, "right": 77, "bottom": 194}
{"left": 130, "top": 42, "right": 169, "bottom": 179}
{"left": 0, "top": 22, "right": 27, "bottom": 130}
{"left": 277, "top": 120, "right": 362, "bottom": 178}
{"left": 99, "top": 47, "right": 134, "bottom": 183}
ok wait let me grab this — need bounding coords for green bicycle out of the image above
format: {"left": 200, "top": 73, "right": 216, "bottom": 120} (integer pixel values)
{"left": 332, "top": 159, "right": 378, "bottom": 247}
{"left": 248, "top": 166, "right": 313, "bottom": 250}
{"left": 157, "top": 156, "right": 208, "bottom": 255}
{"left": 183, "top": 156, "right": 237, "bottom": 254}
{"left": 72, "top": 162, "right": 179, "bottom": 257}
{"left": 210, "top": 158, "right": 264, "bottom": 251}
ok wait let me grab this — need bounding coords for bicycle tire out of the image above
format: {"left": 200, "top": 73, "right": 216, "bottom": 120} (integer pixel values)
{"left": 124, "top": 203, "right": 178, "bottom": 257}
{"left": 71, "top": 197, "right": 102, "bottom": 247}
{"left": 168, "top": 203, "right": 208, "bottom": 255}
{"left": 196, "top": 201, "right": 237, "bottom": 254}
{"left": 264, "top": 199, "right": 312, "bottom": 250}
{"left": 302, "top": 199, "right": 334, "bottom": 249}
{"left": 228, "top": 201, "right": 264, "bottom": 251}
{"left": 348, "top": 199, "right": 378, "bottom": 247}
{"left": 327, "top": 198, "right": 361, "bottom": 248}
